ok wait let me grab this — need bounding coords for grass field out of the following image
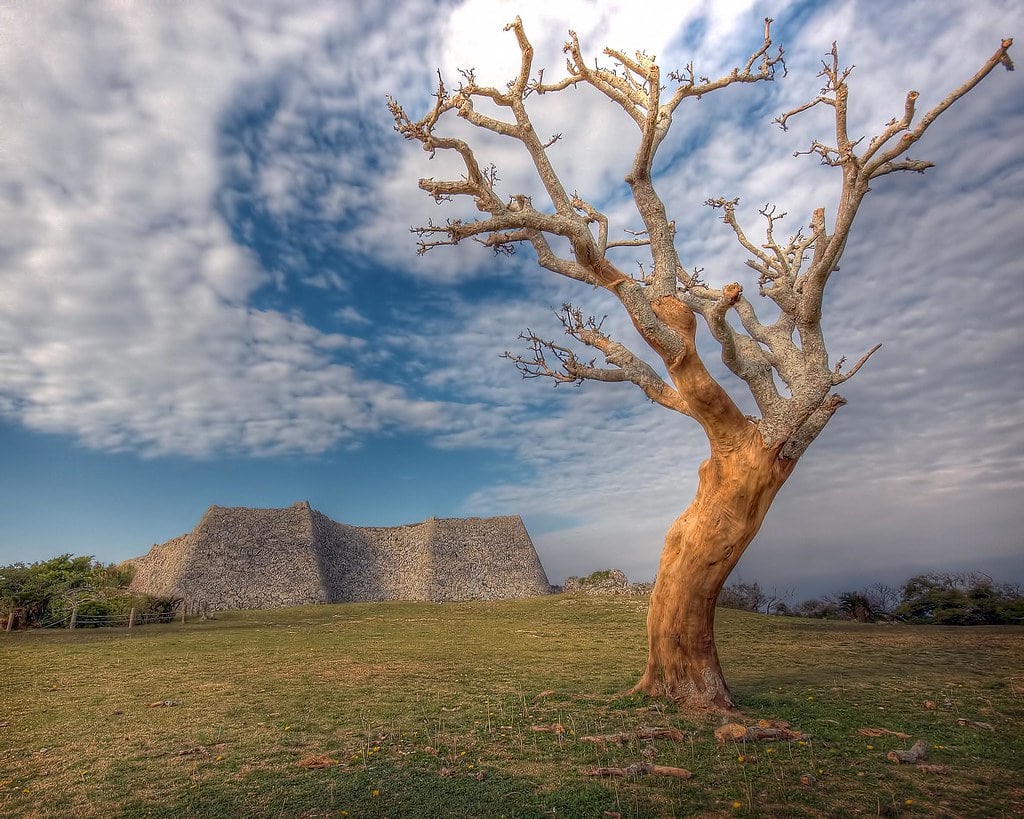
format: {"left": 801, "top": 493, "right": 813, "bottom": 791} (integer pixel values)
{"left": 2, "top": 595, "right": 1023, "bottom": 817}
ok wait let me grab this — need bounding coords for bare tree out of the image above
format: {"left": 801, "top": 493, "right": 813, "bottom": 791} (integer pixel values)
{"left": 764, "top": 587, "right": 794, "bottom": 616}
{"left": 389, "top": 18, "right": 1014, "bottom": 709}
{"left": 718, "top": 580, "right": 767, "bottom": 613}
{"left": 868, "top": 582, "right": 900, "bottom": 615}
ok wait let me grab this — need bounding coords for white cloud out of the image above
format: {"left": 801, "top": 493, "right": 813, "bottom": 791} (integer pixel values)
{"left": 0, "top": 0, "right": 1020, "bottom": 591}
{"left": 0, "top": 0, "right": 469, "bottom": 457}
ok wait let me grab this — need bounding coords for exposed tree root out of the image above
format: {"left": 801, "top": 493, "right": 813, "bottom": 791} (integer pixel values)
{"left": 626, "top": 681, "right": 739, "bottom": 714}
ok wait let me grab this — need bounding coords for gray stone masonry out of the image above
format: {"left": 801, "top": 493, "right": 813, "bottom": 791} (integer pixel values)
{"left": 125, "top": 501, "right": 552, "bottom": 610}
{"left": 562, "top": 569, "right": 654, "bottom": 596}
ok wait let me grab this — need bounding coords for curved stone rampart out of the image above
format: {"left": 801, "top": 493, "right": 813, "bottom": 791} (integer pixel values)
{"left": 126, "top": 502, "right": 551, "bottom": 609}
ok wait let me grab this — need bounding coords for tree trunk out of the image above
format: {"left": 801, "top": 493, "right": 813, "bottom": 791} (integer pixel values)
{"left": 633, "top": 428, "right": 796, "bottom": 709}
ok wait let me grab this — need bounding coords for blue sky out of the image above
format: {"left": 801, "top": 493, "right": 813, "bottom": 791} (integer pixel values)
{"left": 1, "top": 0, "right": 1021, "bottom": 600}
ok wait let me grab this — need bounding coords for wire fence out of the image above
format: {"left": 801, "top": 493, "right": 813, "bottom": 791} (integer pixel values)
{"left": 5, "top": 601, "right": 209, "bottom": 631}
{"left": 63, "top": 610, "right": 178, "bottom": 628}
{"left": 38, "top": 614, "right": 72, "bottom": 629}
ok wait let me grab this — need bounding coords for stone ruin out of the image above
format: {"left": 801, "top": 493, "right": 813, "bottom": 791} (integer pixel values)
{"left": 562, "top": 569, "right": 653, "bottom": 596}
{"left": 125, "top": 501, "right": 552, "bottom": 610}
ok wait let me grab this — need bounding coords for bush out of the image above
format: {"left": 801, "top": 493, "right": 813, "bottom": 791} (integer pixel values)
{"left": 1, "top": 554, "right": 158, "bottom": 628}
{"left": 897, "top": 573, "right": 1024, "bottom": 625}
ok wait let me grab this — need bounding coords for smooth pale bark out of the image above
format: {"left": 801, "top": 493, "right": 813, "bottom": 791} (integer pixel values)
{"left": 633, "top": 428, "right": 796, "bottom": 709}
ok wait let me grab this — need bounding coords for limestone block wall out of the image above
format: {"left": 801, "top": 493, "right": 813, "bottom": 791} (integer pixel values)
{"left": 177, "top": 503, "right": 326, "bottom": 609}
{"left": 126, "top": 502, "right": 551, "bottom": 609}
{"left": 126, "top": 534, "right": 195, "bottom": 597}
{"left": 426, "top": 516, "right": 551, "bottom": 601}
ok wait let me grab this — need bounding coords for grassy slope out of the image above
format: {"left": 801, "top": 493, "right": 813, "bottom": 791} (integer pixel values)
{"left": 2, "top": 596, "right": 1022, "bottom": 818}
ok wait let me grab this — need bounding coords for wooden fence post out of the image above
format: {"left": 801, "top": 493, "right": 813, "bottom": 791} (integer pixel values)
{"left": 69, "top": 604, "right": 79, "bottom": 630}
{"left": 128, "top": 607, "right": 137, "bottom": 629}
{"left": 5, "top": 610, "right": 14, "bottom": 633}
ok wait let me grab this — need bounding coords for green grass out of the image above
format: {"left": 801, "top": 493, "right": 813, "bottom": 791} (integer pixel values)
{"left": 2, "top": 595, "right": 1022, "bottom": 817}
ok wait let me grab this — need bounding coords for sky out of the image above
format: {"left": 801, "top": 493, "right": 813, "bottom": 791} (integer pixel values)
{"left": 1, "top": 0, "right": 1021, "bottom": 601}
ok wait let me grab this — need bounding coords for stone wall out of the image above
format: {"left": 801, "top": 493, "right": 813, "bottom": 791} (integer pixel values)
{"left": 126, "top": 501, "right": 552, "bottom": 610}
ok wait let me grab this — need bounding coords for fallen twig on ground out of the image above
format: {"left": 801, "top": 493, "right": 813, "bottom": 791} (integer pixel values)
{"left": 887, "top": 740, "right": 928, "bottom": 764}
{"left": 583, "top": 763, "right": 693, "bottom": 779}
{"left": 956, "top": 718, "right": 995, "bottom": 731}
{"left": 857, "top": 727, "right": 911, "bottom": 739}
{"left": 715, "top": 720, "right": 804, "bottom": 743}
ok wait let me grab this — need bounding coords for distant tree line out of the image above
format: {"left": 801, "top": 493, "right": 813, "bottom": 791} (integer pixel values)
{"left": 718, "top": 573, "right": 1024, "bottom": 625}
{"left": 0, "top": 554, "right": 175, "bottom": 629}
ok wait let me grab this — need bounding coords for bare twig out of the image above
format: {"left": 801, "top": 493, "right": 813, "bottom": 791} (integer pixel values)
{"left": 583, "top": 763, "right": 693, "bottom": 779}
{"left": 833, "top": 343, "right": 882, "bottom": 385}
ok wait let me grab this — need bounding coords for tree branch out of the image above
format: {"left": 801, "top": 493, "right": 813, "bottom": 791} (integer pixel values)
{"left": 701, "top": 36, "right": 1013, "bottom": 449}
{"left": 776, "top": 37, "right": 1015, "bottom": 334}
{"left": 504, "top": 306, "right": 690, "bottom": 414}
{"left": 780, "top": 394, "right": 847, "bottom": 459}
{"left": 665, "top": 18, "right": 785, "bottom": 114}
{"left": 832, "top": 343, "right": 882, "bottom": 385}
{"left": 863, "top": 38, "right": 1015, "bottom": 179}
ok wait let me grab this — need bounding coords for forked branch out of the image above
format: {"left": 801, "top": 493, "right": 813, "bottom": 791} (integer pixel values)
{"left": 704, "top": 36, "right": 1012, "bottom": 452}
{"left": 773, "top": 36, "right": 1015, "bottom": 323}
{"left": 394, "top": 19, "right": 1013, "bottom": 459}
{"left": 504, "top": 306, "right": 689, "bottom": 414}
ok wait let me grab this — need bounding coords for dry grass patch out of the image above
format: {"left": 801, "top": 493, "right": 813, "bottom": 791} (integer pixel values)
{"left": 314, "top": 659, "right": 439, "bottom": 685}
